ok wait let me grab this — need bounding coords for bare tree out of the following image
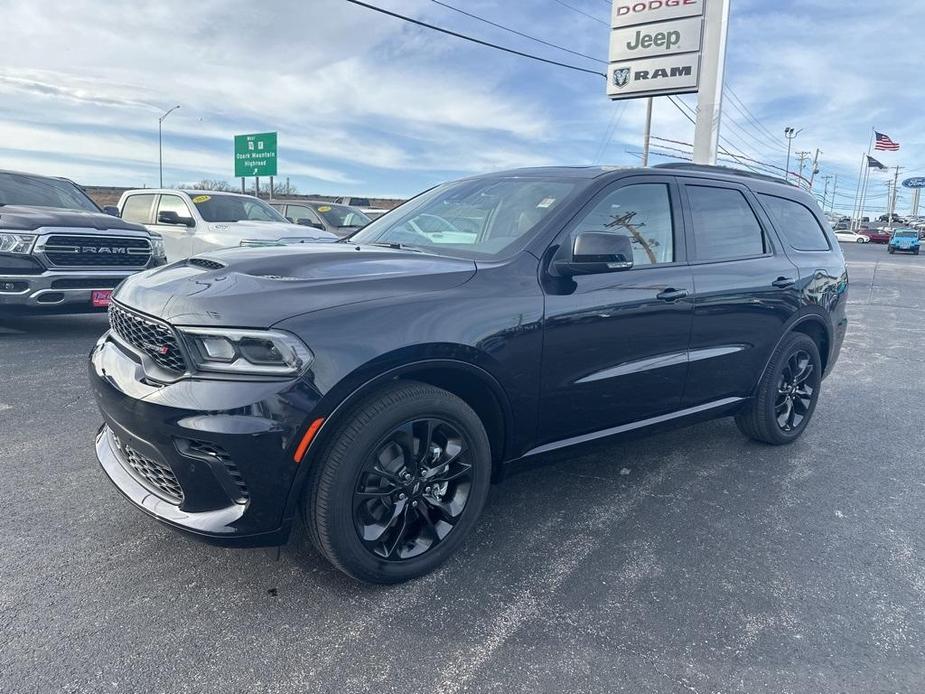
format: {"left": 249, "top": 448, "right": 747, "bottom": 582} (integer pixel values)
{"left": 188, "top": 179, "right": 234, "bottom": 191}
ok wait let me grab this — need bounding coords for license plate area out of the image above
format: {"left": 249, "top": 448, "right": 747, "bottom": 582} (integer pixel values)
{"left": 91, "top": 290, "right": 112, "bottom": 308}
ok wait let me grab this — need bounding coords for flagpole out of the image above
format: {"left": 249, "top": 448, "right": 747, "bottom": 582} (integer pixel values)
{"left": 856, "top": 129, "right": 876, "bottom": 229}
{"left": 851, "top": 151, "right": 866, "bottom": 229}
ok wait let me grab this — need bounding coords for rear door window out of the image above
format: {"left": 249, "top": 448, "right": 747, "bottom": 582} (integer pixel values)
{"left": 758, "top": 194, "right": 830, "bottom": 251}
{"left": 685, "top": 185, "right": 766, "bottom": 261}
{"left": 120, "top": 194, "right": 156, "bottom": 224}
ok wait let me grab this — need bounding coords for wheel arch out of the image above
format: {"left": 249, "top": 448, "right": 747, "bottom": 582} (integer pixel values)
{"left": 755, "top": 312, "right": 833, "bottom": 394}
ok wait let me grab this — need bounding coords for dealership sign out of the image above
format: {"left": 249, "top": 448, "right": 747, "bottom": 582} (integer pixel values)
{"left": 902, "top": 177, "right": 925, "bottom": 189}
{"left": 608, "top": 0, "right": 705, "bottom": 100}
{"left": 234, "top": 132, "right": 278, "bottom": 178}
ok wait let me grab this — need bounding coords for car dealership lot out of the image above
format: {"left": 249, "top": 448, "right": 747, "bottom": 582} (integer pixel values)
{"left": 1, "top": 243, "right": 923, "bottom": 693}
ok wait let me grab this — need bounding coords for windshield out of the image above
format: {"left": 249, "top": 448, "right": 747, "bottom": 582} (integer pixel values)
{"left": 349, "top": 176, "right": 579, "bottom": 259}
{"left": 0, "top": 172, "right": 100, "bottom": 212}
{"left": 188, "top": 193, "right": 289, "bottom": 223}
{"left": 895, "top": 229, "right": 918, "bottom": 237}
{"left": 313, "top": 203, "right": 371, "bottom": 228}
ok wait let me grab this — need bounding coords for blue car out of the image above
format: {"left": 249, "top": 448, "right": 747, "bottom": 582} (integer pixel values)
{"left": 888, "top": 228, "right": 921, "bottom": 255}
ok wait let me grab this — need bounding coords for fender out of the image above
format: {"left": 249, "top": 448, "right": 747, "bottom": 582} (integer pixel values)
{"left": 753, "top": 308, "right": 833, "bottom": 395}
{"left": 278, "top": 356, "right": 516, "bottom": 524}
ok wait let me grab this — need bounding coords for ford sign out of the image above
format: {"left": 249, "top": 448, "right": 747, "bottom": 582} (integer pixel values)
{"left": 902, "top": 177, "right": 925, "bottom": 189}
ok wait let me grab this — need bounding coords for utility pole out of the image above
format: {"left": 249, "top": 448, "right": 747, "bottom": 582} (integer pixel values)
{"left": 809, "top": 148, "right": 821, "bottom": 188}
{"left": 830, "top": 174, "right": 838, "bottom": 215}
{"left": 783, "top": 127, "right": 802, "bottom": 182}
{"left": 641, "top": 97, "right": 653, "bottom": 167}
{"left": 889, "top": 166, "right": 903, "bottom": 222}
{"left": 794, "top": 151, "right": 811, "bottom": 189}
{"left": 821, "top": 175, "right": 833, "bottom": 211}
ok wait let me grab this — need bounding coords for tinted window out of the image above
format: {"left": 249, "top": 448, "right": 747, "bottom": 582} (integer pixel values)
{"left": 759, "top": 194, "right": 829, "bottom": 251}
{"left": 157, "top": 195, "right": 193, "bottom": 223}
{"left": 312, "top": 204, "right": 371, "bottom": 228}
{"left": 287, "top": 205, "right": 322, "bottom": 225}
{"left": 349, "top": 198, "right": 371, "bottom": 207}
{"left": 569, "top": 183, "right": 674, "bottom": 266}
{"left": 687, "top": 186, "right": 765, "bottom": 261}
{"left": 0, "top": 172, "right": 99, "bottom": 212}
{"left": 121, "top": 194, "right": 156, "bottom": 224}
{"left": 189, "top": 194, "right": 287, "bottom": 223}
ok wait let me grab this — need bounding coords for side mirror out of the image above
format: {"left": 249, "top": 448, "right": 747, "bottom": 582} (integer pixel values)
{"left": 103, "top": 206, "right": 121, "bottom": 217}
{"left": 554, "top": 231, "right": 634, "bottom": 277}
{"left": 158, "top": 210, "right": 194, "bottom": 227}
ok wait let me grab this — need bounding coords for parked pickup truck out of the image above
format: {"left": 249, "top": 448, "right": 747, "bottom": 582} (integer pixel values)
{"left": 118, "top": 189, "right": 338, "bottom": 262}
{"left": 0, "top": 170, "right": 166, "bottom": 315}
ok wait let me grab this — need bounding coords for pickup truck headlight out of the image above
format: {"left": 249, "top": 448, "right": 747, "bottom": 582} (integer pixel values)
{"left": 178, "top": 327, "right": 313, "bottom": 376}
{"left": 0, "top": 233, "right": 36, "bottom": 254}
{"left": 149, "top": 234, "right": 166, "bottom": 260}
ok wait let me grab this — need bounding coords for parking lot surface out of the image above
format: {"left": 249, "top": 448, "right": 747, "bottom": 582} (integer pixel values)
{"left": 1, "top": 242, "right": 923, "bottom": 693}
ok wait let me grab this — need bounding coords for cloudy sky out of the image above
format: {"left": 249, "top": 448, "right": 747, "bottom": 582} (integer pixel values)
{"left": 1, "top": 0, "right": 923, "bottom": 213}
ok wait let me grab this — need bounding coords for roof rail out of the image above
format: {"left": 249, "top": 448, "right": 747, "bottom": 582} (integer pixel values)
{"left": 653, "top": 163, "right": 793, "bottom": 187}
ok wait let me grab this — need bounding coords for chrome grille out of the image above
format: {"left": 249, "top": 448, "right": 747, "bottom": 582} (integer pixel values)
{"left": 110, "top": 430, "right": 184, "bottom": 504}
{"left": 108, "top": 303, "right": 187, "bottom": 373}
{"left": 44, "top": 235, "right": 151, "bottom": 268}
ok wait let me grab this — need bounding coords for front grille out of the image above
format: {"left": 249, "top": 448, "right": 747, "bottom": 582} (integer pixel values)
{"left": 50, "top": 277, "right": 123, "bottom": 290}
{"left": 178, "top": 439, "right": 250, "bottom": 503}
{"left": 188, "top": 258, "right": 225, "bottom": 270}
{"left": 44, "top": 235, "right": 151, "bottom": 268}
{"left": 108, "top": 303, "right": 188, "bottom": 373}
{"left": 110, "top": 430, "right": 184, "bottom": 504}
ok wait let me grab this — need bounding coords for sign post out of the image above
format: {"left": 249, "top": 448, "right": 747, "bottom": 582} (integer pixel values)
{"left": 902, "top": 177, "right": 925, "bottom": 217}
{"left": 608, "top": 0, "right": 730, "bottom": 166}
{"left": 234, "top": 132, "right": 278, "bottom": 180}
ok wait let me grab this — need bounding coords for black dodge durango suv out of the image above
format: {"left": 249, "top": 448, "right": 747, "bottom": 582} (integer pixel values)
{"left": 90, "top": 164, "right": 848, "bottom": 583}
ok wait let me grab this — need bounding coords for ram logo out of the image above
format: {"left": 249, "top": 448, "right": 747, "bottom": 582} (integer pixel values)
{"left": 612, "top": 67, "right": 631, "bottom": 89}
{"left": 82, "top": 246, "right": 128, "bottom": 254}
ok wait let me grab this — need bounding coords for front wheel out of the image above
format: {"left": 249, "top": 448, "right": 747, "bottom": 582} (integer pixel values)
{"left": 303, "top": 381, "right": 492, "bottom": 584}
{"left": 888, "top": 246, "right": 895, "bottom": 254}
{"left": 735, "top": 333, "right": 822, "bottom": 445}
{"left": 857, "top": 237, "right": 866, "bottom": 243}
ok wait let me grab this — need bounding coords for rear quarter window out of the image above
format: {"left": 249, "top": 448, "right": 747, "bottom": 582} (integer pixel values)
{"left": 758, "top": 194, "right": 830, "bottom": 251}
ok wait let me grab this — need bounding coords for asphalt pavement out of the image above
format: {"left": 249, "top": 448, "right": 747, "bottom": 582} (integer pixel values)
{"left": 1, "top": 242, "right": 923, "bottom": 693}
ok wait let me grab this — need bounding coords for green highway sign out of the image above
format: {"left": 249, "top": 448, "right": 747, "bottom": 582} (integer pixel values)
{"left": 234, "top": 132, "right": 277, "bottom": 177}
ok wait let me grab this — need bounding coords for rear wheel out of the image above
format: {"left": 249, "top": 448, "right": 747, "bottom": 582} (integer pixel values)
{"left": 889, "top": 246, "right": 895, "bottom": 254}
{"left": 735, "top": 333, "right": 822, "bottom": 445}
{"left": 303, "top": 381, "right": 491, "bottom": 584}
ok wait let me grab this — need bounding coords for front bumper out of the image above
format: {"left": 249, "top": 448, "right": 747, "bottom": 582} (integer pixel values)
{"left": 90, "top": 331, "right": 323, "bottom": 547}
{"left": 0, "top": 269, "right": 133, "bottom": 311}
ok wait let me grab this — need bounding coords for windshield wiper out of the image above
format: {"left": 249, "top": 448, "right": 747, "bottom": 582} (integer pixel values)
{"left": 367, "top": 241, "right": 426, "bottom": 253}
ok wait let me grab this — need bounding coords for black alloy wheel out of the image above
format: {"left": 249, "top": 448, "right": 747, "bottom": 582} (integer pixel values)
{"left": 303, "top": 381, "right": 491, "bottom": 584}
{"left": 735, "top": 332, "right": 822, "bottom": 445}
{"left": 353, "top": 418, "right": 473, "bottom": 560}
{"left": 774, "top": 350, "right": 814, "bottom": 432}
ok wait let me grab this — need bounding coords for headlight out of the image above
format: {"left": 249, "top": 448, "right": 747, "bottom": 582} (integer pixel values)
{"left": 239, "top": 239, "right": 285, "bottom": 248}
{"left": 178, "top": 327, "right": 313, "bottom": 376}
{"left": 0, "top": 233, "right": 36, "bottom": 254}
{"left": 149, "top": 234, "right": 166, "bottom": 259}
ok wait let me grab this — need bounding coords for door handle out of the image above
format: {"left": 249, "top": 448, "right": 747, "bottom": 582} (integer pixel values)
{"left": 656, "top": 288, "right": 689, "bottom": 302}
{"left": 772, "top": 277, "right": 796, "bottom": 289}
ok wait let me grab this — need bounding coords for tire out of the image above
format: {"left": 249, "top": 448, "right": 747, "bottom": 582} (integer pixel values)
{"left": 735, "top": 332, "right": 822, "bottom": 445}
{"left": 303, "top": 381, "right": 492, "bottom": 584}
{"left": 889, "top": 247, "right": 895, "bottom": 254}
{"left": 856, "top": 238, "right": 865, "bottom": 243}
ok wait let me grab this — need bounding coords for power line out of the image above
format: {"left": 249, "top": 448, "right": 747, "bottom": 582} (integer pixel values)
{"left": 430, "top": 0, "right": 605, "bottom": 64}
{"left": 550, "top": 0, "right": 609, "bottom": 25}
{"left": 724, "top": 87, "right": 785, "bottom": 148}
{"left": 344, "top": 0, "right": 606, "bottom": 76}
{"left": 722, "top": 91, "right": 786, "bottom": 153}
{"left": 594, "top": 100, "right": 630, "bottom": 164}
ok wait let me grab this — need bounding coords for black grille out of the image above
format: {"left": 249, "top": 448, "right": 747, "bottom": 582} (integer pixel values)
{"left": 51, "top": 277, "right": 123, "bottom": 289}
{"left": 178, "top": 439, "right": 250, "bottom": 503}
{"left": 110, "top": 430, "right": 184, "bottom": 504}
{"left": 188, "top": 258, "right": 225, "bottom": 270}
{"left": 108, "top": 303, "right": 188, "bottom": 373}
{"left": 44, "top": 235, "right": 151, "bottom": 268}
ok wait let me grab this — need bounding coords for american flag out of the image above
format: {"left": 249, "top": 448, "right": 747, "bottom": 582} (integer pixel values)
{"left": 875, "top": 131, "right": 900, "bottom": 151}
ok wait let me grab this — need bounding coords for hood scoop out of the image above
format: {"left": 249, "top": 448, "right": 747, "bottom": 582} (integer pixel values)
{"left": 188, "top": 257, "right": 227, "bottom": 270}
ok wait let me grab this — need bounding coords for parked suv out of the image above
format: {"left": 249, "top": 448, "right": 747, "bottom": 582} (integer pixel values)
{"left": 0, "top": 170, "right": 165, "bottom": 315}
{"left": 887, "top": 228, "right": 921, "bottom": 254}
{"left": 270, "top": 200, "right": 372, "bottom": 238}
{"left": 118, "top": 189, "right": 338, "bottom": 262}
{"left": 90, "top": 164, "right": 848, "bottom": 583}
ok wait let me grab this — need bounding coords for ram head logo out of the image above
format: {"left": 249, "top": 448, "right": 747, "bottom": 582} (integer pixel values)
{"left": 612, "top": 67, "right": 631, "bottom": 89}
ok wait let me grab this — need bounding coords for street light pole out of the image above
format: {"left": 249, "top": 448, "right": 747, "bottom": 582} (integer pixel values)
{"left": 158, "top": 105, "right": 181, "bottom": 188}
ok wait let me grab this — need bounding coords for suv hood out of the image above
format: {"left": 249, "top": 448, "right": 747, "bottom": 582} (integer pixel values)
{"left": 114, "top": 244, "right": 477, "bottom": 327}
{"left": 207, "top": 220, "right": 339, "bottom": 243}
{"left": 0, "top": 205, "right": 149, "bottom": 233}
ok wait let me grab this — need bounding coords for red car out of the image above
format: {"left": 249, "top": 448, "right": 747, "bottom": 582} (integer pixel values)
{"left": 861, "top": 227, "right": 891, "bottom": 244}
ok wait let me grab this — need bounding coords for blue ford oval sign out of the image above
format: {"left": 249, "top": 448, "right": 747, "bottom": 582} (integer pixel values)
{"left": 902, "top": 177, "right": 925, "bottom": 189}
